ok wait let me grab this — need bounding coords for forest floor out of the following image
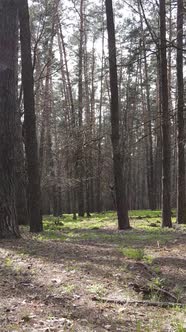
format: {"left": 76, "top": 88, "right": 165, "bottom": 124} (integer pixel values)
{"left": 0, "top": 211, "right": 186, "bottom": 332}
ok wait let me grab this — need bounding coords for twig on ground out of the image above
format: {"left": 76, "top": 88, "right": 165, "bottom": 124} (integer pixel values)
{"left": 92, "top": 297, "right": 185, "bottom": 308}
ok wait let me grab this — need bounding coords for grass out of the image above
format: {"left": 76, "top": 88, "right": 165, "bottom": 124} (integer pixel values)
{"left": 173, "top": 321, "right": 186, "bottom": 332}
{"left": 118, "top": 247, "right": 145, "bottom": 260}
{"left": 129, "top": 210, "right": 162, "bottom": 219}
{"left": 61, "top": 284, "right": 76, "bottom": 294}
{"left": 4, "top": 257, "right": 13, "bottom": 267}
{"left": 31, "top": 210, "right": 181, "bottom": 248}
{"left": 87, "top": 283, "right": 107, "bottom": 297}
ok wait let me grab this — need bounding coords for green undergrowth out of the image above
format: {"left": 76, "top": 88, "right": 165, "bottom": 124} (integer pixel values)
{"left": 30, "top": 210, "right": 184, "bottom": 249}
{"left": 118, "top": 247, "right": 145, "bottom": 260}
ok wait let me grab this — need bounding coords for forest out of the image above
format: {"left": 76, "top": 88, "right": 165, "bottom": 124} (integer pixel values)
{"left": 0, "top": 0, "right": 186, "bottom": 331}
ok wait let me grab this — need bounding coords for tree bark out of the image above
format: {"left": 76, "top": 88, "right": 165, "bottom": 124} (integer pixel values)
{"left": 39, "top": 14, "right": 55, "bottom": 215}
{"left": 77, "top": 0, "right": 85, "bottom": 217}
{"left": 57, "top": 16, "right": 77, "bottom": 219}
{"left": 177, "top": 0, "right": 186, "bottom": 224}
{"left": 0, "top": 0, "right": 20, "bottom": 238}
{"left": 19, "top": 0, "right": 43, "bottom": 232}
{"left": 15, "top": 12, "right": 28, "bottom": 225}
{"left": 159, "top": 0, "right": 172, "bottom": 227}
{"left": 97, "top": 0, "right": 104, "bottom": 213}
{"left": 15, "top": 110, "right": 29, "bottom": 225}
{"left": 105, "top": 0, "right": 130, "bottom": 230}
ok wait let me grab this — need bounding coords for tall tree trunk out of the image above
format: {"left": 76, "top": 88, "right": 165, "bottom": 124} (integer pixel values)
{"left": 84, "top": 24, "right": 91, "bottom": 217}
{"left": 154, "top": 60, "right": 162, "bottom": 209}
{"left": 138, "top": 1, "right": 155, "bottom": 210}
{"left": 89, "top": 37, "right": 96, "bottom": 213}
{"left": 39, "top": 15, "right": 55, "bottom": 214}
{"left": 159, "top": 0, "right": 172, "bottom": 227}
{"left": 77, "top": 0, "right": 85, "bottom": 217}
{"left": 143, "top": 50, "right": 154, "bottom": 210}
{"left": 15, "top": 12, "right": 28, "bottom": 225}
{"left": 0, "top": 0, "right": 20, "bottom": 238}
{"left": 105, "top": 0, "right": 130, "bottom": 230}
{"left": 177, "top": 0, "right": 186, "bottom": 224}
{"left": 19, "top": 0, "right": 43, "bottom": 232}
{"left": 57, "top": 17, "right": 77, "bottom": 219}
{"left": 97, "top": 0, "right": 104, "bottom": 212}
{"left": 168, "top": 2, "right": 176, "bottom": 209}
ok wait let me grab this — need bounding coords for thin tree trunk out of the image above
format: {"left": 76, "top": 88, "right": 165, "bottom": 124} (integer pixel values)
{"left": 155, "top": 54, "right": 162, "bottom": 209}
{"left": 57, "top": 14, "right": 77, "bottom": 219}
{"left": 177, "top": 0, "right": 186, "bottom": 224}
{"left": 89, "top": 37, "right": 96, "bottom": 213}
{"left": 138, "top": 1, "right": 155, "bottom": 210}
{"left": 105, "top": 0, "right": 130, "bottom": 230}
{"left": 84, "top": 24, "right": 91, "bottom": 217}
{"left": 97, "top": 0, "right": 105, "bottom": 212}
{"left": 159, "top": 0, "right": 172, "bottom": 227}
{"left": 77, "top": 0, "right": 85, "bottom": 217}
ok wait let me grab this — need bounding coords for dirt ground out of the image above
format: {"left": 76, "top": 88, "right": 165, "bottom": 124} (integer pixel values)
{"left": 0, "top": 222, "right": 185, "bottom": 332}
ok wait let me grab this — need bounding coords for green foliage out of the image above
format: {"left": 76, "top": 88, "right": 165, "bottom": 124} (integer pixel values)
{"left": 150, "top": 277, "right": 165, "bottom": 288}
{"left": 118, "top": 247, "right": 145, "bottom": 260}
{"left": 136, "top": 320, "right": 142, "bottom": 332}
{"left": 173, "top": 286, "right": 185, "bottom": 303}
{"left": 4, "top": 257, "right": 13, "bottom": 267}
{"left": 173, "top": 321, "right": 186, "bottom": 332}
{"left": 144, "top": 255, "right": 154, "bottom": 265}
{"left": 61, "top": 284, "right": 76, "bottom": 294}
{"left": 87, "top": 283, "right": 107, "bottom": 297}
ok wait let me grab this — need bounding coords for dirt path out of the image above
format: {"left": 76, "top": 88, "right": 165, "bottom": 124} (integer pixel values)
{"left": 0, "top": 227, "right": 185, "bottom": 332}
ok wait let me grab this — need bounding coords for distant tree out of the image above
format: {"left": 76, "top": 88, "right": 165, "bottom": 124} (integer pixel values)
{"left": 96, "top": 0, "right": 105, "bottom": 213}
{"left": 0, "top": 0, "right": 20, "bottom": 238}
{"left": 105, "top": 0, "right": 130, "bottom": 229}
{"left": 39, "top": 2, "right": 56, "bottom": 215}
{"left": 25, "top": 0, "right": 186, "bottom": 219}
{"left": 77, "top": 0, "right": 85, "bottom": 217}
{"left": 138, "top": 1, "right": 155, "bottom": 210}
{"left": 57, "top": 14, "right": 77, "bottom": 219}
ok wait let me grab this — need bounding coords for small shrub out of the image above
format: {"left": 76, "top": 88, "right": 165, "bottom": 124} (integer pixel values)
{"left": 119, "top": 247, "right": 145, "bottom": 260}
{"left": 87, "top": 283, "right": 106, "bottom": 297}
{"left": 150, "top": 277, "right": 165, "bottom": 288}
{"left": 61, "top": 284, "right": 75, "bottom": 294}
{"left": 5, "top": 257, "right": 12, "bottom": 267}
{"left": 144, "top": 255, "right": 153, "bottom": 265}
